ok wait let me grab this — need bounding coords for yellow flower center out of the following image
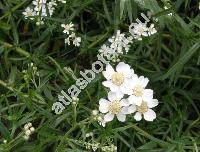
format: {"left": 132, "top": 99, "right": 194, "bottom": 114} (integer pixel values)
{"left": 133, "top": 85, "right": 143, "bottom": 97}
{"left": 111, "top": 72, "right": 124, "bottom": 86}
{"left": 137, "top": 101, "right": 148, "bottom": 114}
{"left": 108, "top": 100, "right": 121, "bottom": 114}
{"left": 27, "top": 11, "right": 33, "bottom": 16}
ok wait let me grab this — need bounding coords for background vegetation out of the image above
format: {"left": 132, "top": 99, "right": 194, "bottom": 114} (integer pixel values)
{"left": 0, "top": 0, "right": 200, "bottom": 151}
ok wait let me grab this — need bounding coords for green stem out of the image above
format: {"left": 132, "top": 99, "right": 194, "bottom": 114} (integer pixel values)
{"left": 0, "top": 80, "right": 14, "bottom": 92}
{"left": 0, "top": 40, "right": 30, "bottom": 57}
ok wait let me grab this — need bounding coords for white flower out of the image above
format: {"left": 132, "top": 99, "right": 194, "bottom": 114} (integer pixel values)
{"left": 102, "top": 62, "right": 133, "bottom": 96}
{"left": 148, "top": 24, "right": 157, "bottom": 35}
{"left": 48, "top": 1, "right": 56, "bottom": 17}
{"left": 24, "top": 135, "right": 29, "bottom": 140}
{"left": 23, "top": 7, "right": 36, "bottom": 20}
{"left": 25, "top": 130, "right": 31, "bottom": 136}
{"left": 61, "top": 22, "right": 74, "bottom": 34}
{"left": 125, "top": 74, "right": 153, "bottom": 106}
{"left": 73, "top": 37, "right": 81, "bottom": 46}
{"left": 36, "top": 20, "right": 44, "bottom": 25}
{"left": 33, "top": 0, "right": 47, "bottom": 17}
{"left": 134, "top": 99, "right": 158, "bottom": 121}
{"left": 129, "top": 23, "right": 148, "bottom": 40}
{"left": 23, "top": 0, "right": 65, "bottom": 25}
{"left": 92, "top": 110, "right": 99, "bottom": 116}
{"left": 98, "top": 31, "right": 133, "bottom": 62}
{"left": 33, "top": 0, "right": 47, "bottom": 5}
{"left": 30, "top": 127, "right": 35, "bottom": 132}
{"left": 97, "top": 116, "right": 106, "bottom": 127}
{"left": 23, "top": 122, "right": 35, "bottom": 138}
{"left": 164, "top": 6, "right": 173, "bottom": 16}
{"left": 99, "top": 44, "right": 111, "bottom": 56}
{"left": 108, "top": 30, "right": 132, "bottom": 54}
{"left": 99, "top": 92, "right": 136, "bottom": 122}
{"left": 98, "top": 44, "right": 119, "bottom": 62}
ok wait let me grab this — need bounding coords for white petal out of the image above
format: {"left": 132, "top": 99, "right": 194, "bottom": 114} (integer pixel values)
{"left": 116, "top": 112, "right": 126, "bottom": 122}
{"left": 120, "top": 79, "right": 133, "bottom": 95}
{"left": 132, "top": 74, "right": 139, "bottom": 80}
{"left": 116, "top": 62, "right": 132, "bottom": 78}
{"left": 99, "top": 99, "right": 109, "bottom": 113}
{"left": 102, "top": 80, "right": 112, "bottom": 87}
{"left": 128, "top": 95, "right": 142, "bottom": 106}
{"left": 130, "top": 69, "right": 134, "bottom": 76}
{"left": 104, "top": 113, "right": 114, "bottom": 122}
{"left": 139, "top": 76, "right": 149, "bottom": 88}
{"left": 121, "top": 107, "right": 129, "bottom": 114}
{"left": 120, "top": 99, "right": 130, "bottom": 106}
{"left": 143, "top": 109, "right": 156, "bottom": 121}
{"left": 108, "top": 91, "right": 122, "bottom": 101}
{"left": 147, "top": 99, "right": 159, "bottom": 108}
{"left": 110, "top": 84, "right": 120, "bottom": 92}
{"left": 128, "top": 105, "right": 136, "bottom": 114}
{"left": 142, "top": 89, "right": 153, "bottom": 101}
{"left": 116, "top": 91, "right": 124, "bottom": 99}
{"left": 102, "top": 81, "right": 118, "bottom": 92}
{"left": 129, "top": 75, "right": 139, "bottom": 88}
{"left": 134, "top": 112, "right": 142, "bottom": 121}
{"left": 102, "top": 64, "right": 115, "bottom": 80}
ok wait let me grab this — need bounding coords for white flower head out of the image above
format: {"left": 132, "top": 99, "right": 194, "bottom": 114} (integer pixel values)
{"left": 98, "top": 31, "right": 133, "bottom": 62}
{"left": 23, "top": 7, "right": 36, "bottom": 20}
{"left": 102, "top": 62, "right": 134, "bottom": 96}
{"left": 129, "top": 23, "right": 149, "bottom": 40}
{"left": 98, "top": 116, "right": 106, "bottom": 127}
{"left": 99, "top": 92, "right": 136, "bottom": 122}
{"left": 134, "top": 99, "right": 158, "bottom": 121}
{"left": 108, "top": 30, "right": 132, "bottom": 54}
{"left": 99, "top": 44, "right": 112, "bottom": 56}
{"left": 61, "top": 22, "right": 75, "bottom": 34}
{"left": 125, "top": 74, "right": 153, "bottom": 106}
{"left": 148, "top": 24, "right": 157, "bottom": 35}
{"left": 73, "top": 37, "right": 81, "bottom": 47}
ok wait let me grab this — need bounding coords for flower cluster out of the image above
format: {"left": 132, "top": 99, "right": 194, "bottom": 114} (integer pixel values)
{"left": 61, "top": 22, "right": 81, "bottom": 47}
{"left": 98, "top": 62, "right": 158, "bottom": 126}
{"left": 98, "top": 30, "right": 133, "bottom": 62}
{"left": 22, "top": 62, "right": 39, "bottom": 82}
{"left": 23, "top": 0, "right": 66, "bottom": 25}
{"left": 85, "top": 141, "right": 117, "bottom": 152}
{"left": 164, "top": 6, "right": 173, "bottom": 16}
{"left": 91, "top": 110, "right": 106, "bottom": 127}
{"left": 23, "top": 123, "right": 35, "bottom": 140}
{"left": 85, "top": 132, "right": 94, "bottom": 138}
{"left": 129, "top": 22, "right": 157, "bottom": 40}
{"left": 98, "top": 14, "right": 157, "bottom": 62}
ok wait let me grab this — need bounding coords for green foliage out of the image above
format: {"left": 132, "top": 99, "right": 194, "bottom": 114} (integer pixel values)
{"left": 0, "top": 0, "right": 200, "bottom": 151}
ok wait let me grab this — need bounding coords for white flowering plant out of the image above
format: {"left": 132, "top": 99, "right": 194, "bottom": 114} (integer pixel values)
{"left": 0, "top": 0, "right": 200, "bottom": 152}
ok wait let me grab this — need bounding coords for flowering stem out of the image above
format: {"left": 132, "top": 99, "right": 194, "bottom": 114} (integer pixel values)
{"left": 73, "top": 104, "right": 77, "bottom": 125}
{"left": 57, "top": 118, "right": 91, "bottom": 148}
{"left": 48, "top": 56, "right": 69, "bottom": 81}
